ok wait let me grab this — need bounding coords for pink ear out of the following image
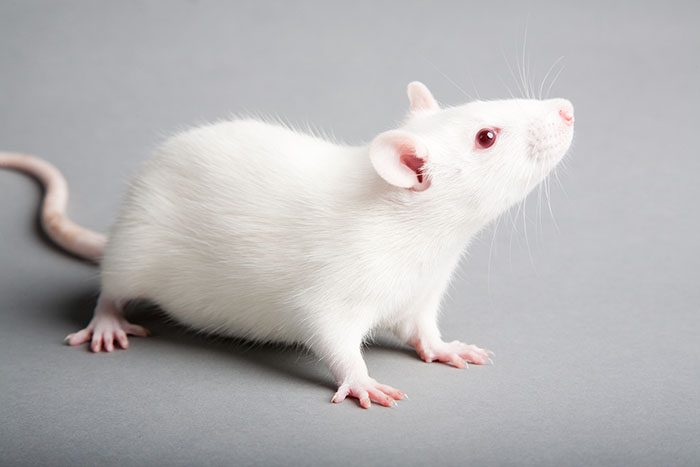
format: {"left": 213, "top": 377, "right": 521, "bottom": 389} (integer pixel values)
{"left": 369, "top": 130, "right": 431, "bottom": 191}
{"left": 407, "top": 81, "right": 439, "bottom": 112}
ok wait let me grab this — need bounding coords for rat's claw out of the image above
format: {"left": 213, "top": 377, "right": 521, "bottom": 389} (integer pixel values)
{"left": 375, "top": 383, "right": 405, "bottom": 400}
{"left": 447, "top": 353, "right": 468, "bottom": 369}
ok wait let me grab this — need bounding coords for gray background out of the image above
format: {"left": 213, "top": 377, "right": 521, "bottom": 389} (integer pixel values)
{"left": 1, "top": 1, "right": 698, "bottom": 466}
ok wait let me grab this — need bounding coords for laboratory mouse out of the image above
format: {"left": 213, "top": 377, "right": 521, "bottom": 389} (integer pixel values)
{"left": 0, "top": 82, "right": 574, "bottom": 408}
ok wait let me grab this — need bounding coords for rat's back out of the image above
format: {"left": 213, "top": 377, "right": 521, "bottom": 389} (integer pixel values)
{"left": 100, "top": 118, "right": 373, "bottom": 342}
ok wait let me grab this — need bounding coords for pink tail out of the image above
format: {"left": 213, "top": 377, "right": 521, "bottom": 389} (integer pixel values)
{"left": 0, "top": 152, "right": 107, "bottom": 262}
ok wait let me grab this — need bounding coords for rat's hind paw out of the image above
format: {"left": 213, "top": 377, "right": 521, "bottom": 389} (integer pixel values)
{"left": 331, "top": 378, "right": 405, "bottom": 409}
{"left": 65, "top": 315, "right": 150, "bottom": 353}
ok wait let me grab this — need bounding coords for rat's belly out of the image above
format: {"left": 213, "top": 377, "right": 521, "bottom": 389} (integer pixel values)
{"left": 154, "top": 289, "right": 309, "bottom": 344}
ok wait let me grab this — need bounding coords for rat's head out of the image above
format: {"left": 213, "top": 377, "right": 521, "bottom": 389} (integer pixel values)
{"left": 369, "top": 81, "right": 574, "bottom": 220}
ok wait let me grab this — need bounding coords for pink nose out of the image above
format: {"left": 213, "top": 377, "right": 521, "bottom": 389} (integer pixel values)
{"left": 559, "top": 105, "right": 574, "bottom": 125}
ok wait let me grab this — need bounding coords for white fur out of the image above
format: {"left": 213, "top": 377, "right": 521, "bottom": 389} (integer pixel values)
{"left": 98, "top": 85, "right": 574, "bottom": 384}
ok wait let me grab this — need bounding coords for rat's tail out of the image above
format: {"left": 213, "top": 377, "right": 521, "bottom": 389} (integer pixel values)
{"left": 0, "top": 152, "right": 107, "bottom": 262}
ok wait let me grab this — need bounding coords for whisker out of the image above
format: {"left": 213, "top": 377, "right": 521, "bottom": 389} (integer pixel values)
{"left": 536, "top": 176, "right": 544, "bottom": 242}
{"left": 553, "top": 166, "right": 568, "bottom": 197}
{"left": 426, "top": 59, "right": 473, "bottom": 100}
{"left": 501, "top": 47, "right": 526, "bottom": 98}
{"left": 518, "top": 27, "right": 526, "bottom": 98}
{"left": 498, "top": 74, "right": 518, "bottom": 99}
{"left": 469, "top": 74, "right": 482, "bottom": 100}
{"left": 487, "top": 215, "right": 503, "bottom": 298}
{"left": 545, "top": 174, "right": 560, "bottom": 233}
{"left": 525, "top": 41, "right": 536, "bottom": 99}
{"left": 520, "top": 22, "right": 535, "bottom": 100}
{"left": 527, "top": 56, "right": 535, "bottom": 100}
{"left": 539, "top": 56, "right": 565, "bottom": 100}
{"left": 508, "top": 203, "right": 519, "bottom": 269}
{"left": 545, "top": 62, "right": 566, "bottom": 98}
{"left": 522, "top": 194, "right": 536, "bottom": 270}
{"left": 522, "top": 163, "right": 538, "bottom": 269}
{"left": 517, "top": 37, "right": 528, "bottom": 99}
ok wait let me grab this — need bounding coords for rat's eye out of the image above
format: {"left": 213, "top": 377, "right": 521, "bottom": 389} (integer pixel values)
{"left": 475, "top": 128, "right": 497, "bottom": 149}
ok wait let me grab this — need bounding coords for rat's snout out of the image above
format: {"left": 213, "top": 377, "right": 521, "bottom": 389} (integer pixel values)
{"left": 553, "top": 98, "right": 574, "bottom": 125}
{"left": 528, "top": 98, "right": 575, "bottom": 163}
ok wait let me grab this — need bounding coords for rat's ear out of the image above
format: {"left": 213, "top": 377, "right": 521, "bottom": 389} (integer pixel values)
{"left": 369, "top": 130, "right": 431, "bottom": 191}
{"left": 407, "top": 81, "right": 439, "bottom": 113}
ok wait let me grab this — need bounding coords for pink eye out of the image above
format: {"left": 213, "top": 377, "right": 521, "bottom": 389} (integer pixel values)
{"left": 476, "top": 128, "right": 497, "bottom": 149}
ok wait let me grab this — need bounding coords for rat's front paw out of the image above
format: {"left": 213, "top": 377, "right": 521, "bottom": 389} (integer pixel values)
{"left": 65, "top": 314, "right": 150, "bottom": 353}
{"left": 332, "top": 377, "right": 405, "bottom": 409}
{"left": 413, "top": 338, "right": 493, "bottom": 368}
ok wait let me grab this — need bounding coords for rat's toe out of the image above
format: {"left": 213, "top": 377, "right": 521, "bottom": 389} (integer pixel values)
{"left": 375, "top": 383, "right": 404, "bottom": 400}
{"left": 90, "top": 333, "right": 103, "bottom": 353}
{"left": 358, "top": 392, "right": 371, "bottom": 409}
{"left": 448, "top": 353, "right": 468, "bottom": 368}
{"left": 332, "top": 384, "right": 350, "bottom": 403}
{"left": 115, "top": 330, "right": 129, "bottom": 349}
{"left": 103, "top": 334, "right": 114, "bottom": 352}
{"left": 367, "top": 388, "right": 394, "bottom": 407}
{"left": 456, "top": 344, "right": 489, "bottom": 364}
{"left": 65, "top": 328, "right": 92, "bottom": 346}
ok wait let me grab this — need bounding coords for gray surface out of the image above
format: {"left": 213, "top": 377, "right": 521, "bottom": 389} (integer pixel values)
{"left": 1, "top": 1, "right": 699, "bottom": 466}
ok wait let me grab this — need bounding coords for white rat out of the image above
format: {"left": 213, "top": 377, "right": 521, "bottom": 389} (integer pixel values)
{"left": 0, "top": 82, "right": 574, "bottom": 408}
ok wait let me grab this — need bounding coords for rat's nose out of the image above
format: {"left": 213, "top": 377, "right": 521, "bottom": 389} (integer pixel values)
{"left": 554, "top": 99, "right": 574, "bottom": 125}
{"left": 559, "top": 108, "right": 574, "bottom": 123}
